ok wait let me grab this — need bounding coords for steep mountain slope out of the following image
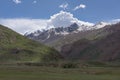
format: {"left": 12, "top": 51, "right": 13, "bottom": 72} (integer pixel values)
{"left": 0, "top": 24, "right": 62, "bottom": 62}
{"left": 52, "top": 22, "right": 112, "bottom": 51}
{"left": 25, "top": 20, "right": 110, "bottom": 51}
{"left": 25, "top": 23, "right": 80, "bottom": 43}
{"left": 61, "top": 23, "right": 120, "bottom": 61}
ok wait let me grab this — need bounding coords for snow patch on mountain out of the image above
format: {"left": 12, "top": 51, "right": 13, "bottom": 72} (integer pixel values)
{"left": 93, "top": 22, "right": 110, "bottom": 29}
{"left": 109, "top": 19, "right": 120, "bottom": 24}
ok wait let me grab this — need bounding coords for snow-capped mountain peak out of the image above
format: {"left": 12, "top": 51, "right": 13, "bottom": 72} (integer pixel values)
{"left": 93, "top": 22, "right": 110, "bottom": 29}
{"left": 25, "top": 23, "right": 80, "bottom": 41}
{"left": 47, "top": 11, "right": 94, "bottom": 29}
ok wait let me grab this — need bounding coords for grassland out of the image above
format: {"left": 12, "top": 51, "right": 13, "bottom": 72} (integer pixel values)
{"left": 0, "top": 65, "right": 120, "bottom": 80}
{"left": 0, "top": 24, "right": 61, "bottom": 62}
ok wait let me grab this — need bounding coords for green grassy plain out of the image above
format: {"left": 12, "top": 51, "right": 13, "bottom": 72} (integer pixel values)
{"left": 0, "top": 65, "right": 120, "bottom": 80}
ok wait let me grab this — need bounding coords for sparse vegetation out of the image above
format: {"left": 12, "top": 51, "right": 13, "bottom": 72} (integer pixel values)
{"left": 0, "top": 65, "right": 120, "bottom": 80}
{"left": 0, "top": 22, "right": 120, "bottom": 80}
{"left": 0, "top": 24, "right": 62, "bottom": 62}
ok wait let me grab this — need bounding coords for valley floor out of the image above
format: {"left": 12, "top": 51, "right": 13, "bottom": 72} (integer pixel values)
{"left": 0, "top": 66, "right": 120, "bottom": 80}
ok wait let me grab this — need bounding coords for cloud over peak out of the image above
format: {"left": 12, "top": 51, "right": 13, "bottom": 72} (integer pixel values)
{"left": 0, "top": 11, "right": 93, "bottom": 34}
{"left": 47, "top": 11, "right": 93, "bottom": 28}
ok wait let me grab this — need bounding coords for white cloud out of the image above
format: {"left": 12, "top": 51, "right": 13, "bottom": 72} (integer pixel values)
{"left": 0, "top": 19, "right": 47, "bottom": 34}
{"left": 110, "top": 19, "right": 120, "bottom": 23}
{"left": 73, "top": 4, "right": 86, "bottom": 11}
{"left": 0, "top": 11, "right": 93, "bottom": 35}
{"left": 47, "top": 11, "right": 93, "bottom": 28}
{"left": 48, "top": 11, "right": 75, "bottom": 28}
{"left": 33, "top": 0, "right": 37, "bottom": 4}
{"left": 59, "top": 3, "right": 68, "bottom": 10}
{"left": 12, "top": 0, "right": 22, "bottom": 4}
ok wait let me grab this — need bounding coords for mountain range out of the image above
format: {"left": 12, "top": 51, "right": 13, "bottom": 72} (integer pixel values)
{"left": 0, "top": 10, "right": 120, "bottom": 62}
{"left": 61, "top": 23, "right": 120, "bottom": 61}
{"left": 25, "top": 20, "right": 120, "bottom": 62}
{"left": 25, "top": 21, "right": 110, "bottom": 51}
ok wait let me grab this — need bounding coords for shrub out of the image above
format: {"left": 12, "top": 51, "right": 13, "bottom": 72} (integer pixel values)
{"left": 61, "top": 62, "right": 78, "bottom": 68}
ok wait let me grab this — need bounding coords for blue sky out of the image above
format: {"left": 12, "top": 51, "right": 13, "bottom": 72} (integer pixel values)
{"left": 0, "top": 0, "right": 120, "bottom": 22}
{"left": 0, "top": 0, "right": 120, "bottom": 34}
